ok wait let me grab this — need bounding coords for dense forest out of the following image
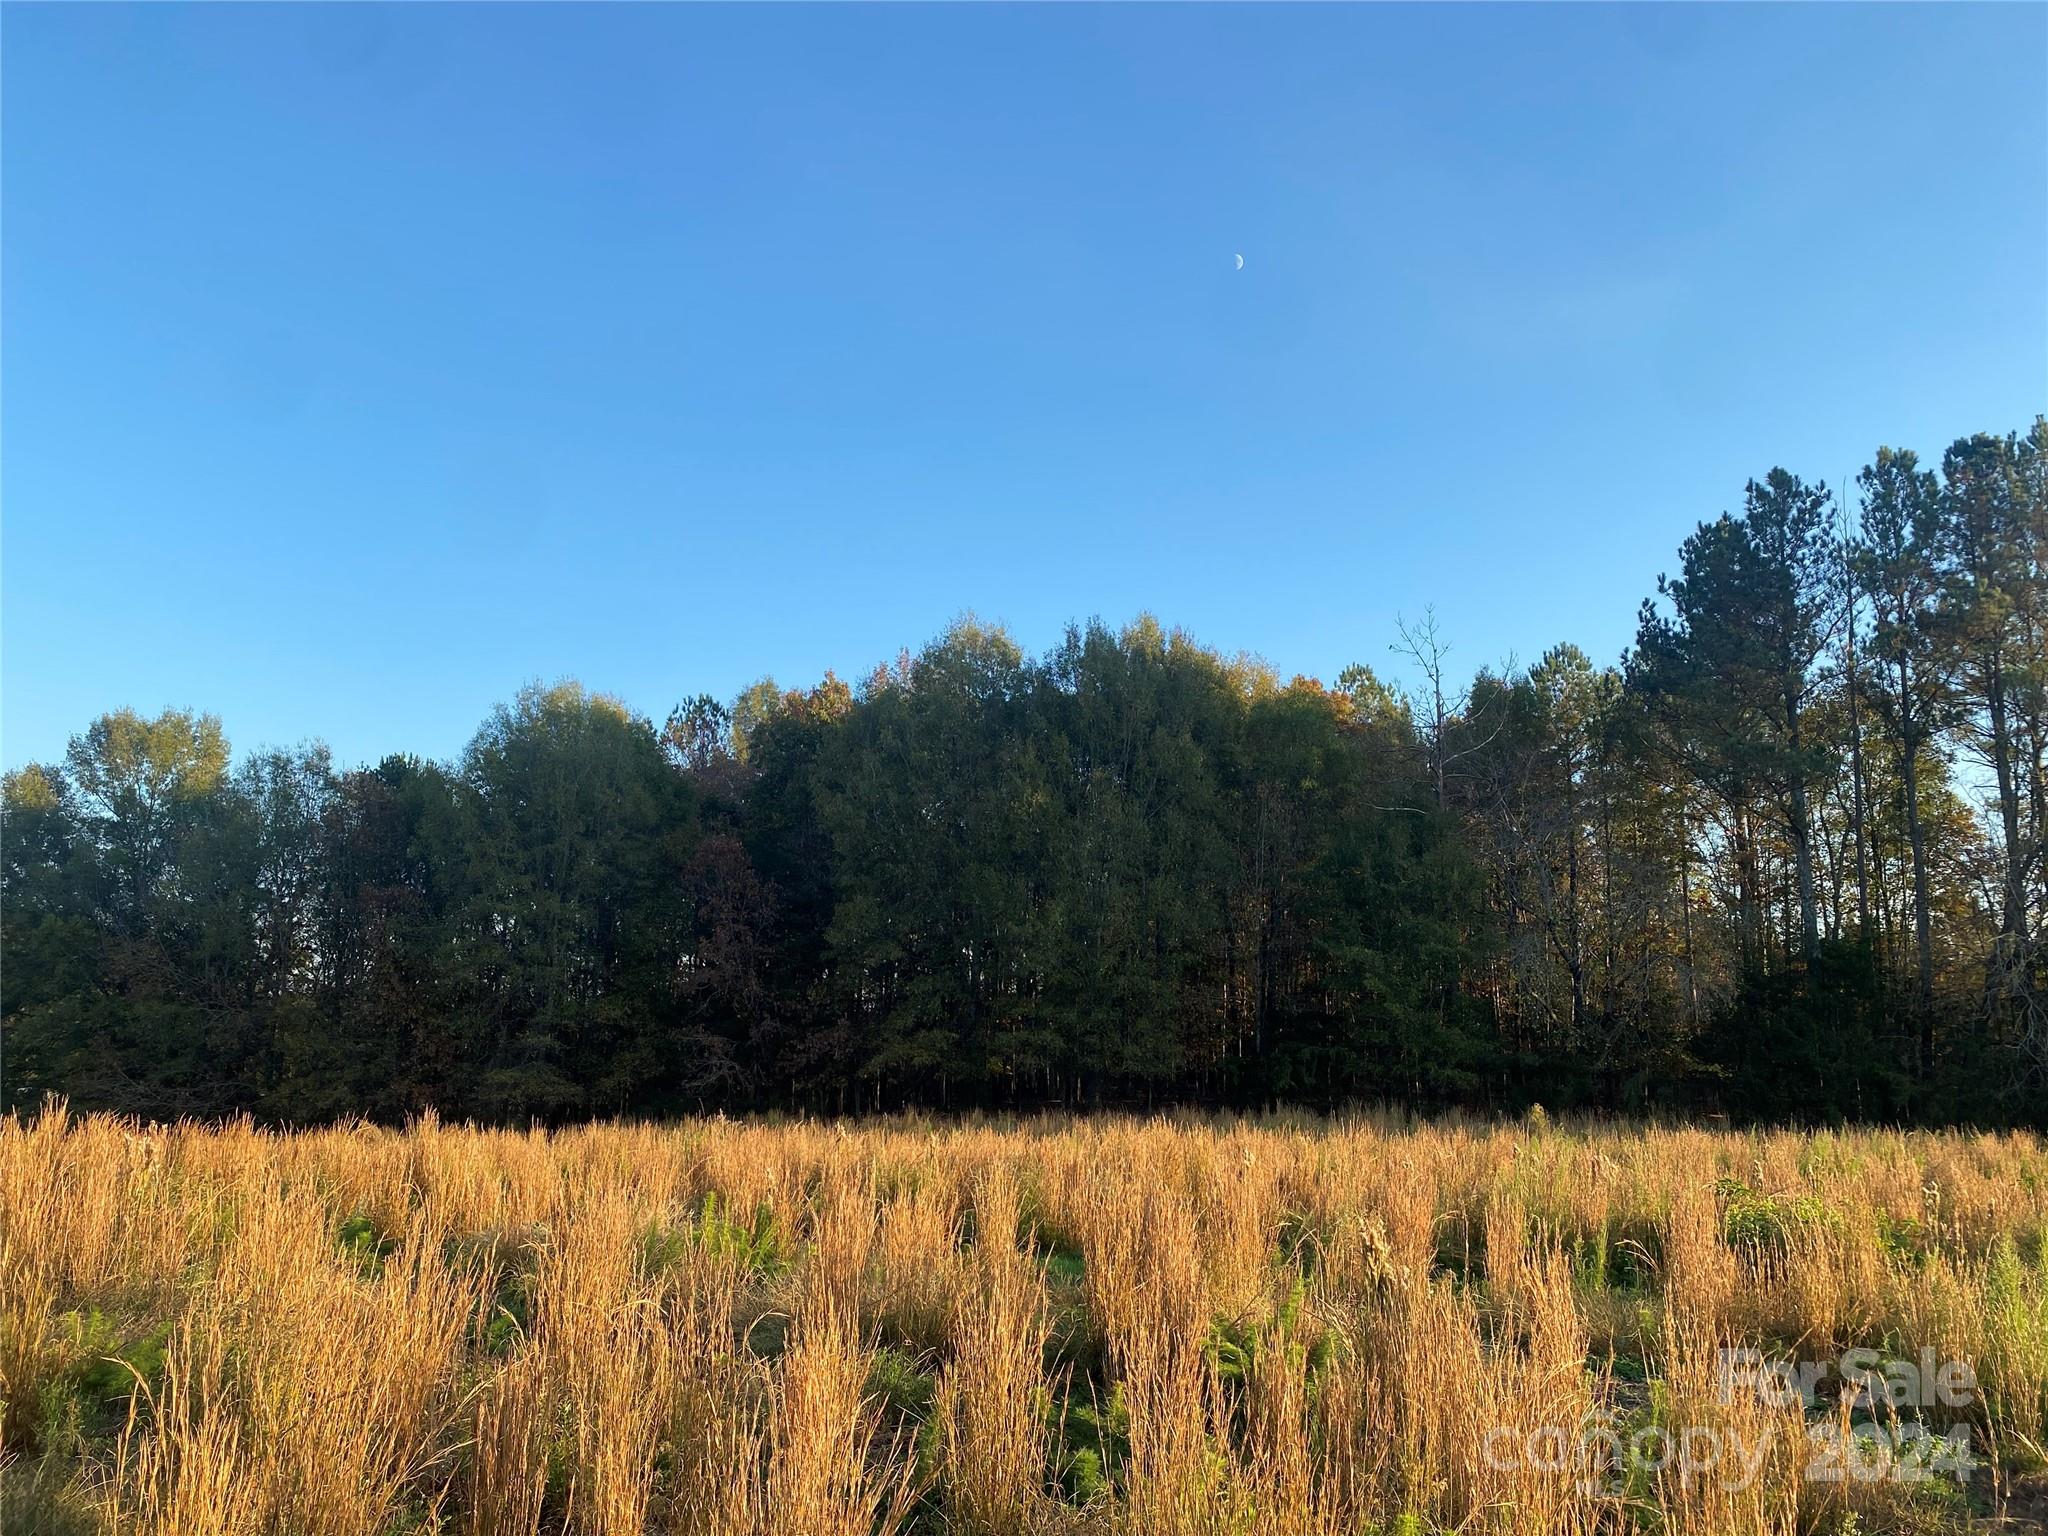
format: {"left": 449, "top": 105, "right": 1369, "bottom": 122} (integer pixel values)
{"left": 4, "top": 421, "right": 2044, "bottom": 1125}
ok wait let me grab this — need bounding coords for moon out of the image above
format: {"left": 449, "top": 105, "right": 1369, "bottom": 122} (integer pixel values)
{"left": 1234, "top": 254, "right": 1244, "bottom": 270}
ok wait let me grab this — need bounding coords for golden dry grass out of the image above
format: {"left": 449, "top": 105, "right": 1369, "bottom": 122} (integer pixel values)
{"left": 2, "top": 1103, "right": 2045, "bottom": 1534}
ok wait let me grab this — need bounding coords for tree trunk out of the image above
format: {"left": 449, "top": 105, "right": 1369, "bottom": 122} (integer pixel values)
{"left": 1988, "top": 655, "right": 2029, "bottom": 943}
{"left": 1843, "top": 499, "right": 1873, "bottom": 939}
{"left": 1900, "top": 724, "right": 1936, "bottom": 1077}
{"left": 1785, "top": 692, "right": 1821, "bottom": 960}
{"left": 1733, "top": 803, "right": 1762, "bottom": 976}
{"left": 1679, "top": 811, "right": 1699, "bottom": 1025}
{"left": 1565, "top": 776, "right": 1585, "bottom": 1035}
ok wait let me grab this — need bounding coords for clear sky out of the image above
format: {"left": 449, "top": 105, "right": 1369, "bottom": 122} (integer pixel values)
{"left": 4, "top": 4, "right": 2044, "bottom": 773}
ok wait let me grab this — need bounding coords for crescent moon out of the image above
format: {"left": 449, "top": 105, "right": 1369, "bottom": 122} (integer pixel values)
{"left": 1234, "top": 254, "right": 1244, "bottom": 270}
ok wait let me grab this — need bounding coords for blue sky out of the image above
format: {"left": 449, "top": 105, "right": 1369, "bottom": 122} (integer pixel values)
{"left": 5, "top": 3, "right": 2043, "bottom": 772}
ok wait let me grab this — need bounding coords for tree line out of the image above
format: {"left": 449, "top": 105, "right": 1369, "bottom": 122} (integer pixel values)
{"left": 4, "top": 420, "right": 2043, "bottom": 1125}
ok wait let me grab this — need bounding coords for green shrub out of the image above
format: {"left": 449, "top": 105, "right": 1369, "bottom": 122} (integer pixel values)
{"left": 336, "top": 1212, "right": 395, "bottom": 1277}
{"left": 866, "top": 1346, "right": 937, "bottom": 1419}
{"left": 1202, "top": 1277, "right": 1335, "bottom": 1394}
{"left": 1716, "top": 1178, "right": 1834, "bottom": 1255}
{"left": 640, "top": 1193, "right": 790, "bottom": 1281}
{"left": 1876, "top": 1211, "right": 1930, "bottom": 1265}
{"left": 1051, "top": 1383, "right": 1128, "bottom": 1503}
{"left": 32, "top": 1309, "right": 172, "bottom": 1450}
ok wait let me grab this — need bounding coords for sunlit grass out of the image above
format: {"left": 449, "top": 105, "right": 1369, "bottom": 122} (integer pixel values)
{"left": 2, "top": 1104, "right": 2044, "bottom": 1533}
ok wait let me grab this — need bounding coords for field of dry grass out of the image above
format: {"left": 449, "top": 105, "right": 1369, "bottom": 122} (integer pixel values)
{"left": 3, "top": 1104, "right": 2046, "bottom": 1534}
